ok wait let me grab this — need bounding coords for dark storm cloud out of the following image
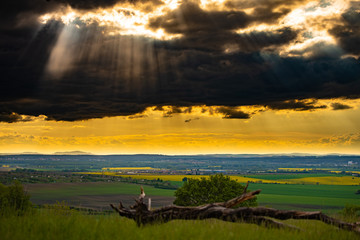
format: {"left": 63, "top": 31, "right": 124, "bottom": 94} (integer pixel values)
{"left": 215, "top": 107, "right": 251, "bottom": 119}
{"left": 330, "top": 5, "right": 360, "bottom": 55}
{"left": 1, "top": 1, "right": 360, "bottom": 122}
{"left": 163, "top": 106, "right": 183, "bottom": 117}
{"left": 148, "top": 1, "right": 297, "bottom": 34}
{"left": 160, "top": 106, "right": 192, "bottom": 117}
{"left": 287, "top": 42, "right": 343, "bottom": 60}
{"left": 148, "top": 1, "right": 298, "bottom": 52}
{"left": 235, "top": 28, "right": 298, "bottom": 52}
{"left": 266, "top": 100, "right": 327, "bottom": 111}
{"left": 0, "top": 0, "right": 60, "bottom": 28}
{"left": 224, "top": 0, "right": 307, "bottom": 10}
{"left": 54, "top": 0, "right": 164, "bottom": 10}
{"left": 155, "top": 26, "right": 298, "bottom": 52}
{"left": 148, "top": 2, "right": 251, "bottom": 34}
{"left": 331, "top": 102, "right": 353, "bottom": 110}
{"left": 0, "top": 0, "right": 161, "bottom": 28}
{"left": 55, "top": 0, "right": 121, "bottom": 10}
{"left": 1, "top": 22, "right": 360, "bottom": 122}
{"left": 0, "top": 20, "right": 64, "bottom": 101}
{"left": 0, "top": 112, "right": 32, "bottom": 123}
{"left": 224, "top": 0, "right": 308, "bottom": 23}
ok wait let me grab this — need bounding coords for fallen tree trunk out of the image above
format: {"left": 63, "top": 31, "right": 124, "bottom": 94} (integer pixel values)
{"left": 110, "top": 186, "right": 360, "bottom": 234}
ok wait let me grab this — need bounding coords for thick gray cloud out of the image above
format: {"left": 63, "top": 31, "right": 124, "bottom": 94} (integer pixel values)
{"left": 0, "top": 1, "right": 360, "bottom": 122}
{"left": 148, "top": 1, "right": 298, "bottom": 52}
{"left": 0, "top": 0, "right": 162, "bottom": 28}
{"left": 215, "top": 107, "right": 251, "bottom": 119}
{"left": 330, "top": 6, "right": 360, "bottom": 55}
{"left": 266, "top": 100, "right": 327, "bottom": 111}
{"left": 0, "top": 0, "right": 60, "bottom": 28}
{"left": 0, "top": 112, "right": 32, "bottom": 123}
{"left": 54, "top": 0, "right": 164, "bottom": 11}
{"left": 147, "top": 0, "right": 359, "bottom": 56}
{"left": 1, "top": 22, "right": 360, "bottom": 121}
{"left": 224, "top": 0, "right": 306, "bottom": 23}
{"left": 331, "top": 102, "right": 353, "bottom": 110}
{"left": 149, "top": 2, "right": 252, "bottom": 34}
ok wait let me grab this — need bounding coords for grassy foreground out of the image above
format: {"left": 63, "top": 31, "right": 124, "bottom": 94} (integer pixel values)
{"left": 1, "top": 210, "right": 359, "bottom": 240}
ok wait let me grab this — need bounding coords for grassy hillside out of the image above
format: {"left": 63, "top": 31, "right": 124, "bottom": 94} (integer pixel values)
{"left": 1, "top": 210, "right": 359, "bottom": 240}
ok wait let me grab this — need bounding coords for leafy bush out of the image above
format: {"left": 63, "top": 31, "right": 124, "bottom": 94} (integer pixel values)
{"left": 0, "top": 181, "right": 32, "bottom": 215}
{"left": 174, "top": 174, "right": 257, "bottom": 207}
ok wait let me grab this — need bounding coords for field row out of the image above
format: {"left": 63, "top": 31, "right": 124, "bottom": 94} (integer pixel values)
{"left": 79, "top": 172, "right": 360, "bottom": 185}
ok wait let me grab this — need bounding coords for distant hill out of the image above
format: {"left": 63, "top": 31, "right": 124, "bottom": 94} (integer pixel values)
{"left": 53, "top": 151, "right": 93, "bottom": 155}
{"left": 0, "top": 152, "right": 41, "bottom": 155}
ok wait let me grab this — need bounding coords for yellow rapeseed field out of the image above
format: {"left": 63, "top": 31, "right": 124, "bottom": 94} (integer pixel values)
{"left": 278, "top": 168, "right": 312, "bottom": 171}
{"left": 101, "top": 167, "right": 158, "bottom": 170}
{"left": 78, "top": 172, "right": 360, "bottom": 185}
{"left": 283, "top": 176, "right": 360, "bottom": 185}
{"left": 277, "top": 168, "right": 334, "bottom": 171}
{"left": 278, "top": 168, "right": 360, "bottom": 176}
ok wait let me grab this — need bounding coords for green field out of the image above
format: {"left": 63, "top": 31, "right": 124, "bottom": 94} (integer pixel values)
{"left": 24, "top": 182, "right": 360, "bottom": 213}
{"left": 246, "top": 173, "right": 346, "bottom": 180}
{"left": 253, "top": 183, "right": 359, "bottom": 199}
{"left": 26, "top": 182, "right": 175, "bottom": 201}
{"left": 1, "top": 210, "right": 359, "bottom": 240}
{"left": 253, "top": 183, "right": 360, "bottom": 212}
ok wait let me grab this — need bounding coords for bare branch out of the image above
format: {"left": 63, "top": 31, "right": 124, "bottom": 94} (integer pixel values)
{"left": 243, "top": 181, "right": 249, "bottom": 194}
{"left": 110, "top": 186, "right": 360, "bottom": 234}
{"left": 216, "top": 189, "right": 261, "bottom": 208}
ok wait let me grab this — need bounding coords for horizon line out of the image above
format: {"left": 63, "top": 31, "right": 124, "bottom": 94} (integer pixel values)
{"left": 1, "top": 151, "right": 360, "bottom": 156}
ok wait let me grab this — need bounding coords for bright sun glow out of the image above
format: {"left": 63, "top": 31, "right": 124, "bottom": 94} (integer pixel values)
{"left": 278, "top": 0, "right": 351, "bottom": 56}
{"left": 39, "top": 1, "right": 183, "bottom": 40}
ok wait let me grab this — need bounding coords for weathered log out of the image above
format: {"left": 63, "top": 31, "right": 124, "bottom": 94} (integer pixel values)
{"left": 110, "top": 186, "right": 360, "bottom": 234}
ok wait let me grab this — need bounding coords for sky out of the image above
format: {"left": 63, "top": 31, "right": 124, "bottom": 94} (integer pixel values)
{"left": 0, "top": 0, "right": 360, "bottom": 154}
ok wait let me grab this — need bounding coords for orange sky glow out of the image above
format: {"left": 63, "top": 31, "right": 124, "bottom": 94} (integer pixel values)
{"left": 1, "top": 99, "right": 359, "bottom": 155}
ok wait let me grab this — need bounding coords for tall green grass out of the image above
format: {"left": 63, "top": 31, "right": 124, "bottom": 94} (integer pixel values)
{"left": 0, "top": 209, "right": 359, "bottom": 240}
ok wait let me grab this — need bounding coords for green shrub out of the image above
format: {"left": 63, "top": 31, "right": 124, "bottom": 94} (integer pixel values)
{"left": 0, "top": 181, "right": 32, "bottom": 215}
{"left": 174, "top": 174, "right": 257, "bottom": 207}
